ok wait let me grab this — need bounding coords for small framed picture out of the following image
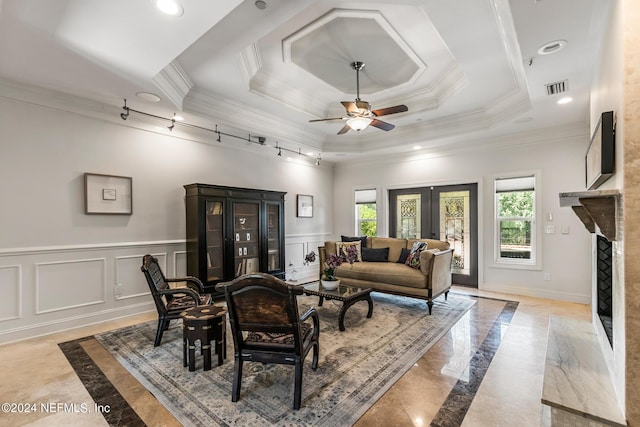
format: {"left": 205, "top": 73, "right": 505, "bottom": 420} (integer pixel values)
{"left": 235, "top": 233, "right": 240, "bottom": 241}
{"left": 84, "top": 173, "right": 132, "bottom": 215}
{"left": 243, "top": 247, "right": 247, "bottom": 256}
{"left": 297, "top": 194, "right": 313, "bottom": 218}
{"left": 102, "top": 188, "right": 117, "bottom": 200}
{"left": 246, "top": 232, "right": 251, "bottom": 241}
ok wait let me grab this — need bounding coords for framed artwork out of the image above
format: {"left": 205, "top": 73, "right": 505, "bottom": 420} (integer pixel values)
{"left": 84, "top": 173, "right": 132, "bottom": 215}
{"left": 297, "top": 194, "right": 313, "bottom": 217}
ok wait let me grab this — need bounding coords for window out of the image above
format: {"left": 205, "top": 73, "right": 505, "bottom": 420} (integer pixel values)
{"left": 355, "top": 189, "right": 377, "bottom": 237}
{"left": 495, "top": 176, "right": 536, "bottom": 265}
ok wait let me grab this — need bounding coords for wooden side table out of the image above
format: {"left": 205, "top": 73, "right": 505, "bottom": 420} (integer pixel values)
{"left": 180, "top": 305, "right": 227, "bottom": 371}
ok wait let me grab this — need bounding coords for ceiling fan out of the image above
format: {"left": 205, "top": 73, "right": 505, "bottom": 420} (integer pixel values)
{"left": 309, "top": 61, "right": 408, "bottom": 135}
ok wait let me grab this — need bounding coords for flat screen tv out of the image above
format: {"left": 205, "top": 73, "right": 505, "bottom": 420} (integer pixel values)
{"left": 585, "top": 111, "right": 615, "bottom": 190}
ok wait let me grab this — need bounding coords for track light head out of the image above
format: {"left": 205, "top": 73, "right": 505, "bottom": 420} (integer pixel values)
{"left": 168, "top": 119, "right": 175, "bottom": 131}
{"left": 277, "top": 148, "right": 282, "bottom": 156}
{"left": 120, "top": 99, "right": 129, "bottom": 120}
{"left": 315, "top": 158, "right": 320, "bottom": 166}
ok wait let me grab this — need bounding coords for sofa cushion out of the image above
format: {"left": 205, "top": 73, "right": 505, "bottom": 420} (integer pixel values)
{"left": 335, "top": 261, "right": 427, "bottom": 289}
{"left": 370, "top": 237, "right": 407, "bottom": 265}
{"left": 361, "top": 247, "right": 389, "bottom": 262}
{"left": 408, "top": 238, "right": 449, "bottom": 252}
{"left": 406, "top": 241, "right": 428, "bottom": 269}
{"left": 396, "top": 248, "right": 411, "bottom": 264}
{"left": 335, "top": 241, "right": 362, "bottom": 262}
{"left": 341, "top": 235, "right": 368, "bottom": 248}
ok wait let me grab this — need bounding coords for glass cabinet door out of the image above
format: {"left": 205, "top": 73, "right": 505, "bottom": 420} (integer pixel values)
{"left": 233, "top": 201, "right": 260, "bottom": 277}
{"left": 266, "top": 203, "right": 281, "bottom": 272}
{"left": 205, "top": 200, "right": 224, "bottom": 282}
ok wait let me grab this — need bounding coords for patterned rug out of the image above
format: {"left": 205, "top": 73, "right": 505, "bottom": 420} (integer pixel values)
{"left": 96, "top": 292, "right": 475, "bottom": 426}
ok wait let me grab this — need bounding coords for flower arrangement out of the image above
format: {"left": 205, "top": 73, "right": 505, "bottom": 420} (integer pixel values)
{"left": 323, "top": 246, "right": 357, "bottom": 281}
{"left": 304, "top": 251, "right": 317, "bottom": 265}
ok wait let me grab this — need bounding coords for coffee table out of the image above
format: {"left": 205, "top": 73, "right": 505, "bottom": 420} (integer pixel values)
{"left": 302, "top": 281, "right": 373, "bottom": 331}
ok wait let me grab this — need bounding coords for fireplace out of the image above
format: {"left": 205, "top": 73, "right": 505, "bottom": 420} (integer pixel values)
{"left": 596, "top": 235, "right": 613, "bottom": 346}
{"left": 559, "top": 189, "right": 620, "bottom": 349}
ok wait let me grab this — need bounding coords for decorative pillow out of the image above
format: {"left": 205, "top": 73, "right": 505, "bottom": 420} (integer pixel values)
{"left": 362, "top": 247, "right": 389, "bottom": 262}
{"left": 335, "top": 241, "right": 362, "bottom": 262}
{"left": 396, "top": 248, "right": 411, "bottom": 264}
{"left": 341, "top": 235, "right": 367, "bottom": 248}
{"left": 405, "top": 241, "right": 428, "bottom": 269}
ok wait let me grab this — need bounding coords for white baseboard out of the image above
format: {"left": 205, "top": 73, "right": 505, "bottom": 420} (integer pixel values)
{"left": 479, "top": 283, "right": 590, "bottom": 304}
{"left": 0, "top": 302, "right": 155, "bottom": 345}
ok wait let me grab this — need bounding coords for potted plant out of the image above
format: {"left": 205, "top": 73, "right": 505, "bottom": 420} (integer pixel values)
{"left": 322, "top": 246, "right": 357, "bottom": 290}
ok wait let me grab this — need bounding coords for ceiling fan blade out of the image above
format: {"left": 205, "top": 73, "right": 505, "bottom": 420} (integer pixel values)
{"left": 309, "top": 117, "right": 345, "bottom": 122}
{"left": 370, "top": 119, "right": 395, "bottom": 131}
{"left": 372, "top": 105, "right": 408, "bottom": 117}
{"left": 337, "top": 124, "right": 351, "bottom": 135}
{"left": 341, "top": 101, "right": 358, "bottom": 113}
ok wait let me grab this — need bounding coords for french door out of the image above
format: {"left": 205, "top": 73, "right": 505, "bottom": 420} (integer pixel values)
{"left": 389, "top": 184, "right": 478, "bottom": 286}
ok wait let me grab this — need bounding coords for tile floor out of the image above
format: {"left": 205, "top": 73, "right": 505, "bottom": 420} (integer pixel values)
{"left": 0, "top": 287, "right": 590, "bottom": 426}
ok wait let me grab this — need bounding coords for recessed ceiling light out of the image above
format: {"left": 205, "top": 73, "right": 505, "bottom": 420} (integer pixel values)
{"left": 306, "top": 151, "right": 314, "bottom": 156}
{"left": 413, "top": 145, "right": 421, "bottom": 150}
{"left": 557, "top": 97, "right": 573, "bottom": 105}
{"left": 156, "top": 0, "right": 183, "bottom": 16}
{"left": 173, "top": 114, "right": 184, "bottom": 121}
{"left": 537, "top": 40, "right": 567, "bottom": 55}
{"left": 136, "top": 92, "right": 161, "bottom": 102}
{"left": 255, "top": 1, "right": 267, "bottom": 10}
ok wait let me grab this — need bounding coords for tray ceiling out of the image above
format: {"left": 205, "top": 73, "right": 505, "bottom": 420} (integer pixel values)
{"left": 0, "top": 0, "right": 610, "bottom": 162}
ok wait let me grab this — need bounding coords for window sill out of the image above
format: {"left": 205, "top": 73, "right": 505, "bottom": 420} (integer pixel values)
{"left": 490, "top": 260, "right": 542, "bottom": 271}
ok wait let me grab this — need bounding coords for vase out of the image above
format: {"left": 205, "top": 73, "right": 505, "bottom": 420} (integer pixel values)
{"left": 321, "top": 279, "right": 340, "bottom": 290}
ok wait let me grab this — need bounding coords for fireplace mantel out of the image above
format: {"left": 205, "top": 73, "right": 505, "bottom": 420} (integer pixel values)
{"left": 559, "top": 189, "right": 621, "bottom": 241}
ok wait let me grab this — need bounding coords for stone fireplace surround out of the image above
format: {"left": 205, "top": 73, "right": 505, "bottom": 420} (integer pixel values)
{"left": 542, "top": 190, "right": 625, "bottom": 426}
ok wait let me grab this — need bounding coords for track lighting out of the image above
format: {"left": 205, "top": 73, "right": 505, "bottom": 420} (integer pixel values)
{"left": 117, "top": 99, "right": 320, "bottom": 165}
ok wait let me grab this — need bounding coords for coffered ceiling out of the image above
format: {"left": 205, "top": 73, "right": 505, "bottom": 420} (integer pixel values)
{"left": 0, "top": 0, "right": 610, "bottom": 162}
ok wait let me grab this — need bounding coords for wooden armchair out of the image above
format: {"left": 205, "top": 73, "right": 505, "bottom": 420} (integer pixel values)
{"left": 141, "top": 254, "right": 212, "bottom": 346}
{"left": 215, "top": 273, "right": 320, "bottom": 410}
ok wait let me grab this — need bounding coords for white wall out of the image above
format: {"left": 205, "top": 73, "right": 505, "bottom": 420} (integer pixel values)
{"left": 0, "top": 87, "right": 333, "bottom": 343}
{"left": 332, "top": 133, "right": 593, "bottom": 303}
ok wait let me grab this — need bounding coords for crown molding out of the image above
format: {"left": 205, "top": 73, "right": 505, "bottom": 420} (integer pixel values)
{"left": 153, "top": 61, "right": 193, "bottom": 110}
{"left": 331, "top": 122, "right": 589, "bottom": 167}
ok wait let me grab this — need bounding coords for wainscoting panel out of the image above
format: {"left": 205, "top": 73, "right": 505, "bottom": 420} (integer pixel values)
{"left": 284, "top": 233, "right": 331, "bottom": 283}
{"left": 0, "top": 238, "right": 329, "bottom": 343}
{"left": 0, "top": 265, "right": 21, "bottom": 322}
{"left": 115, "top": 255, "right": 154, "bottom": 301}
{"left": 174, "top": 251, "right": 187, "bottom": 277}
{"left": 0, "top": 241, "right": 186, "bottom": 344}
{"left": 35, "top": 258, "right": 106, "bottom": 314}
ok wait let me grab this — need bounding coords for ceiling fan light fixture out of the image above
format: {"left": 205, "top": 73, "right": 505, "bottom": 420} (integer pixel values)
{"left": 347, "top": 117, "right": 372, "bottom": 132}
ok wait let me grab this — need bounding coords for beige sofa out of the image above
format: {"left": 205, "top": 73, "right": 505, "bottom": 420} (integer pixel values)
{"left": 318, "top": 237, "right": 454, "bottom": 314}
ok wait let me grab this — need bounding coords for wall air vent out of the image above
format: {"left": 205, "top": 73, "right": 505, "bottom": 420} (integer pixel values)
{"left": 545, "top": 80, "right": 568, "bottom": 96}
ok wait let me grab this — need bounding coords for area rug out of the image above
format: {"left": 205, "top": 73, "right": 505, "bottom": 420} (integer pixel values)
{"left": 96, "top": 293, "right": 475, "bottom": 426}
